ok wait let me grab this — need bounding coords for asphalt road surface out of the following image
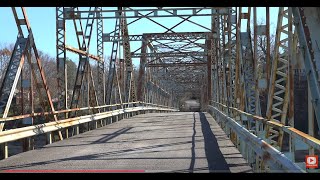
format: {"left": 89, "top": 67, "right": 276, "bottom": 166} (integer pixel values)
{"left": 0, "top": 112, "right": 252, "bottom": 173}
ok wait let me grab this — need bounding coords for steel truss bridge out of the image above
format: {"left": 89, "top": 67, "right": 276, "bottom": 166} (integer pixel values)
{"left": 0, "top": 7, "right": 319, "bottom": 173}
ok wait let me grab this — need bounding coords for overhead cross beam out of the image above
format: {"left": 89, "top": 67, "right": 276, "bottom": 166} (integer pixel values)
{"left": 68, "top": 7, "right": 229, "bottom": 19}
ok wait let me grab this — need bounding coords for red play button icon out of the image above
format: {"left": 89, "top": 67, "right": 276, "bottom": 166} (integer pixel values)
{"left": 306, "top": 155, "right": 318, "bottom": 168}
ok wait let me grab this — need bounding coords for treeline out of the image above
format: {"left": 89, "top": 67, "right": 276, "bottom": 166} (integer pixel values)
{"left": 0, "top": 43, "right": 140, "bottom": 109}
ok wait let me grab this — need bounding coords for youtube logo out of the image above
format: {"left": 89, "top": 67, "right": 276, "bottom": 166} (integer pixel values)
{"left": 306, "top": 155, "right": 318, "bottom": 168}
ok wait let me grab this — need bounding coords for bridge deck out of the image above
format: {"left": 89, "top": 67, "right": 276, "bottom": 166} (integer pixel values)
{"left": 0, "top": 112, "right": 252, "bottom": 173}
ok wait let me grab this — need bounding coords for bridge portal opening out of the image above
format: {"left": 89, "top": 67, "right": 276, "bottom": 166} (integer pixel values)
{"left": 179, "top": 93, "right": 200, "bottom": 112}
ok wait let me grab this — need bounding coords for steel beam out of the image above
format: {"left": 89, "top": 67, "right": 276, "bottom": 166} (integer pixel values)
{"left": 63, "top": 45, "right": 102, "bottom": 61}
{"left": 103, "top": 32, "right": 213, "bottom": 42}
{"left": 146, "top": 62, "right": 207, "bottom": 67}
{"left": 292, "top": 7, "right": 320, "bottom": 136}
{"left": 266, "top": 7, "right": 292, "bottom": 149}
{"left": 70, "top": 7, "right": 99, "bottom": 115}
{"left": 56, "top": 7, "right": 67, "bottom": 115}
{"left": 96, "top": 7, "right": 105, "bottom": 106}
{"left": 132, "top": 52, "right": 207, "bottom": 58}
{"left": 66, "top": 7, "right": 230, "bottom": 19}
{"left": 120, "top": 7, "right": 136, "bottom": 103}
{"left": 106, "top": 15, "right": 121, "bottom": 105}
{"left": 137, "top": 36, "right": 148, "bottom": 101}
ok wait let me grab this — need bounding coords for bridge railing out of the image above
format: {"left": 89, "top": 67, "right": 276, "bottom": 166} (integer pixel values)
{"left": 0, "top": 102, "right": 178, "bottom": 159}
{"left": 0, "top": 102, "right": 176, "bottom": 124}
{"left": 209, "top": 101, "right": 320, "bottom": 172}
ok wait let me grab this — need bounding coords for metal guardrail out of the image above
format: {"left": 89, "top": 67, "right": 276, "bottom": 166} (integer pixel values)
{"left": 211, "top": 101, "right": 320, "bottom": 153}
{"left": 209, "top": 101, "right": 320, "bottom": 172}
{"left": 0, "top": 102, "right": 174, "bottom": 122}
{"left": 208, "top": 105, "right": 303, "bottom": 172}
{"left": 0, "top": 102, "right": 178, "bottom": 159}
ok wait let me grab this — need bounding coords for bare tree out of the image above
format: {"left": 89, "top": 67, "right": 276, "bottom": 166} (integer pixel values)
{"left": 0, "top": 43, "right": 14, "bottom": 85}
{"left": 249, "top": 19, "right": 276, "bottom": 117}
{"left": 250, "top": 18, "right": 276, "bottom": 78}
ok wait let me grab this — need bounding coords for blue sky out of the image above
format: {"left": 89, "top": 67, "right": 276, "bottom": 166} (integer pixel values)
{"left": 0, "top": 7, "right": 279, "bottom": 66}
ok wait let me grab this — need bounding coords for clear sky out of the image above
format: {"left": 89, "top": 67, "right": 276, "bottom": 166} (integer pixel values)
{"left": 0, "top": 7, "right": 279, "bottom": 66}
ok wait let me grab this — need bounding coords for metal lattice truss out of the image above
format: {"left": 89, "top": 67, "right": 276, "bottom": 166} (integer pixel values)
{"left": 2, "top": 7, "right": 320, "bottom": 172}
{"left": 211, "top": 7, "right": 320, "bottom": 169}
{"left": 265, "top": 7, "right": 292, "bottom": 149}
{"left": 137, "top": 33, "right": 209, "bottom": 106}
{"left": 0, "top": 8, "right": 58, "bottom": 131}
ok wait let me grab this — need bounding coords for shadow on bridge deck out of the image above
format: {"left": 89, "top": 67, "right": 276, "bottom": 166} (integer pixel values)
{"left": 0, "top": 112, "right": 252, "bottom": 173}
